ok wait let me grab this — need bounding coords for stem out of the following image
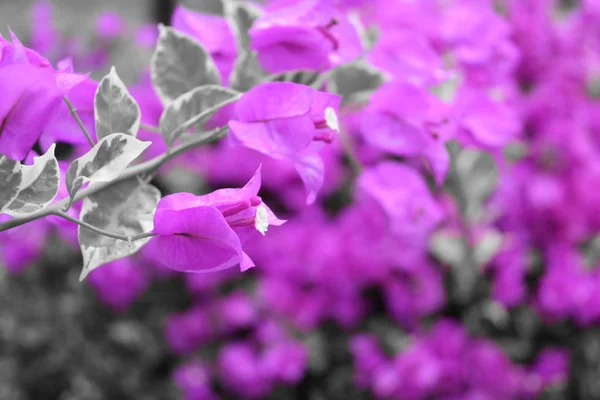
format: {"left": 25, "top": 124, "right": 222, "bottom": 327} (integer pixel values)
{"left": 447, "top": 151, "right": 479, "bottom": 305}
{"left": 53, "top": 210, "right": 155, "bottom": 242}
{"left": 0, "top": 126, "right": 229, "bottom": 233}
{"left": 339, "top": 128, "right": 363, "bottom": 176}
{"left": 64, "top": 96, "right": 95, "bottom": 147}
{"left": 140, "top": 123, "right": 162, "bottom": 133}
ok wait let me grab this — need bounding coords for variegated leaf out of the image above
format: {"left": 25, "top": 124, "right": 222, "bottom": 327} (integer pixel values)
{"left": 0, "top": 145, "right": 60, "bottom": 217}
{"left": 160, "top": 85, "right": 240, "bottom": 146}
{"left": 0, "top": 156, "right": 23, "bottom": 210}
{"left": 66, "top": 133, "right": 150, "bottom": 205}
{"left": 95, "top": 66, "right": 141, "bottom": 140}
{"left": 78, "top": 179, "right": 160, "bottom": 280}
{"left": 151, "top": 24, "right": 221, "bottom": 105}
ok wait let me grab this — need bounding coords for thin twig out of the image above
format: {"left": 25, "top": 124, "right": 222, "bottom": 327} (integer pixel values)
{"left": 63, "top": 96, "right": 95, "bottom": 147}
{"left": 140, "top": 123, "right": 162, "bottom": 133}
{"left": 339, "top": 128, "right": 363, "bottom": 176}
{"left": 0, "top": 126, "right": 230, "bottom": 233}
{"left": 53, "top": 210, "right": 155, "bottom": 242}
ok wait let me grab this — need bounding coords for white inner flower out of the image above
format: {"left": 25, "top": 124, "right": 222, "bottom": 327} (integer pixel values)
{"left": 325, "top": 107, "right": 340, "bottom": 132}
{"left": 254, "top": 205, "right": 269, "bottom": 235}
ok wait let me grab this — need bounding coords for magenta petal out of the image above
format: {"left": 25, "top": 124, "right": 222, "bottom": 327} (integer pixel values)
{"left": 0, "top": 65, "right": 62, "bottom": 160}
{"left": 294, "top": 153, "right": 325, "bottom": 205}
{"left": 424, "top": 139, "right": 450, "bottom": 186}
{"left": 172, "top": 5, "right": 237, "bottom": 82}
{"left": 30, "top": 0, "right": 59, "bottom": 56}
{"left": 55, "top": 71, "right": 89, "bottom": 94}
{"left": 196, "top": 166, "right": 263, "bottom": 208}
{"left": 155, "top": 192, "right": 200, "bottom": 212}
{"left": 329, "top": 14, "right": 364, "bottom": 66}
{"left": 229, "top": 115, "right": 315, "bottom": 157}
{"left": 236, "top": 82, "right": 314, "bottom": 122}
{"left": 310, "top": 90, "right": 342, "bottom": 120}
{"left": 8, "top": 29, "right": 28, "bottom": 65}
{"left": 172, "top": 5, "right": 237, "bottom": 56}
{"left": 240, "top": 252, "right": 255, "bottom": 271}
{"left": 458, "top": 91, "right": 521, "bottom": 149}
{"left": 153, "top": 206, "right": 242, "bottom": 272}
{"left": 369, "top": 82, "right": 430, "bottom": 120}
{"left": 252, "top": 25, "right": 332, "bottom": 73}
{"left": 362, "top": 112, "right": 428, "bottom": 156}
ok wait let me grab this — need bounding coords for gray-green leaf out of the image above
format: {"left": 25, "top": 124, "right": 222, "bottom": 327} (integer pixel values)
{"left": 66, "top": 133, "right": 150, "bottom": 205}
{"left": 268, "top": 69, "right": 322, "bottom": 86}
{"left": 151, "top": 24, "right": 222, "bottom": 105}
{"left": 95, "top": 66, "right": 141, "bottom": 140}
{"left": 0, "top": 156, "right": 23, "bottom": 210}
{"left": 0, "top": 144, "right": 60, "bottom": 217}
{"left": 328, "top": 60, "right": 385, "bottom": 104}
{"left": 78, "top": 179, "right": 160, "bottom": 280}
{"left": 229, "top": 51, "right": 266, "bottom": 92}
{"left": 225, "top": 0, "right": 261, "bottom": 50}
{"left": 182, "top": 0, "right": 224, "bottom": 15}
{"left": 159, "top": 85, "right": 240, "bottom": 146}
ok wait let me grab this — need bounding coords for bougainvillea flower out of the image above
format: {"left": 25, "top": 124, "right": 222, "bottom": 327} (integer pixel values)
{"left": 172, "top": 5, "right": 238, "bottom": 83}
{"left": 39, "top": 76, "right": 99, "bottom": 151}
{"left": 456, "top": 89, "right": 522, "bottom": 150}
{"left": 358, "top": 162, "right": 444, "bottom": 255}
{"left": 0, "top": 215, "right": 49, "bottom": 274}
{"left": 250, "top": 0, "right": 362, "bottom": 73}
{"left": 152, "top": 166, "right": 284, "bottom": 273}
{"left": 173, "top": 360, "right": 220, "bottom": 400}
{"left": 96, "top": 12, "right": 126, "bottom": 40}
{"left": 218, "top": 342, "right": 272, "bottom": 399}
{"left": 229, "top": 82, "right": 341, "bottom": 203}
{"left": 0, "top": 31, "right": 86, "bottom": 160}
{"left": 87, "top": 258, "right": 150, "bottom": 312}
{"left": 30, "top": 0, "right": 59, "bottom": 58}
{"left": 369, "top": 28, "right": 447, "bottom": 85}
{"left": 361, "top": 81, "right": 455, "bottom": 184}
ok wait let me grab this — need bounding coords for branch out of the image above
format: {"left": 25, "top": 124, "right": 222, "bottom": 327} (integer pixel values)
{"left": 64, "top": 96, "right": 95, "bottom": 147}
{"left": 53, "top": 210, "right": 155, "bottom": 242}
{"left": 339, "top": 128, "right": 363, "bottom": 176}
{"left": 0, "top": 126, "right": 229, "bottom": 233}
{"left": 447, "top": 150, "right": 479, "bottom": 305}
{"left": 140, "top": 123, "right": 162, "bottom": 133}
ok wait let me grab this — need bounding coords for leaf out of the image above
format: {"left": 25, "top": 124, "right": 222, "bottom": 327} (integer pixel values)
{"left": 0, "top": 157, "right": 23, "bottom": 210}
{"left": 94, "top": 66, "right": 141, "bottom": 140}
{"left": 455, "top": 149, "right": 498, "bottom": 220}
{"left": 159, "top": 85, "right": 240, "bottom": 146}
{"left": 430, "top": 230, "right": 465, "bottom": 267}
{"left": 268, "top": 69, "right": 321, "bottom": 86}
{"left": 181, "top": 0, "right": 224, "bottom": 15}
{"left": 66, "top": 133, "right": 150, "bottom": 205}
{"left": 225, "top": 1, "right": 264, "bottom": 92}
{"left": 0, "top": 145, "right": 60, "bottom": 217}
{"left": 225, "top": 0, "right": 261, "bottom": 50}
{"left": 328, "top": 60, "right": 385, "bottom": 104}
{"left": 151, "top": 24, "right": 221, "bottom": 104}
{"left": 78, "top": 179, "right": 160, "bottom": 280}
{"left": 473, "top": 230, "right": 503, "bottom": 266}
{"left": 229, "top": 51, "right": 267, "bottom": 92}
